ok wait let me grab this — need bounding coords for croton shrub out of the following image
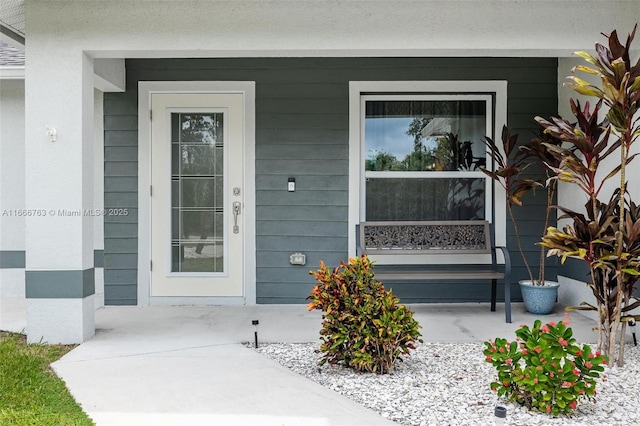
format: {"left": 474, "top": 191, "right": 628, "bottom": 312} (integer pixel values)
{"left": 307, "top": 255, "right": 422, "bottom": 374}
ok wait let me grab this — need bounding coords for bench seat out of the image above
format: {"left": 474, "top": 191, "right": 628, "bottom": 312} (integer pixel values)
{"left": 373, "top": 270, "right": 505, "bottom": 281}
{"left": 357, "top": 220, "right": 512, "bottom": 323}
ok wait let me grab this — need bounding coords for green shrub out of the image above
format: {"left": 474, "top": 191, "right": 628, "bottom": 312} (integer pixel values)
{"left": 307, "top": 255, "right": 422, "bottom": 374}
{"left": 484, "top": 318, "right": 607, "bottom": 416}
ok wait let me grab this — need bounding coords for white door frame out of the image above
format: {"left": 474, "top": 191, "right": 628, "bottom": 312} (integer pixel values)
{"left": 138, "top": 81, "right": 256, "bottom": 306}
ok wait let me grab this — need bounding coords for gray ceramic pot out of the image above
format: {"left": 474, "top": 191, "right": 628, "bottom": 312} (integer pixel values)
{"left": 519, "top": 280, "right": 560, "bottom": 315}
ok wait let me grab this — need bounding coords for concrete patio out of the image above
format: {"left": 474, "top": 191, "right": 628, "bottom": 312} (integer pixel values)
{"left": 1, "top": 301, "right": 602, "bottom": 425}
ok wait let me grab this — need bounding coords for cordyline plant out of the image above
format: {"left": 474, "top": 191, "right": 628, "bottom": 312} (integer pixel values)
{"left": 520, "top": 128, "right": 565, "bottom": 285}
{"left": 536, "top": 25, "right": 640, "bottom": 366}
{"left": 484, "top": 318, "right": 607, "bottom": 416}
{"left": 307, "top": 256, "right": 422, "bottom": 374}
{"left": 481, "top": 126, "right": 563, "bottom": 286}
{"left": 481, "top": 127, "right": 541, "bottom": 284}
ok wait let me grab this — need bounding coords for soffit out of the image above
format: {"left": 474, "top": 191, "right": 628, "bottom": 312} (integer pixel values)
{"left": 0, "top": 0, "right": 26, "bottom": 43}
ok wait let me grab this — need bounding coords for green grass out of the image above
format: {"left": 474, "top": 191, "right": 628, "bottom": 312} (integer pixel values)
{"left": 0, "top": 331, "right": 94, "bottom": 426}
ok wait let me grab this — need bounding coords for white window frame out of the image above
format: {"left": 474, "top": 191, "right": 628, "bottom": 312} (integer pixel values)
{"left": 348, "top": 81, "right": 507, "bottom": 264}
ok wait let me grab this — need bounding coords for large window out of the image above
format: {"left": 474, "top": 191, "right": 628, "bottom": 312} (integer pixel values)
{"left": 362, "top": 95, "right": 492, "bottom": 221}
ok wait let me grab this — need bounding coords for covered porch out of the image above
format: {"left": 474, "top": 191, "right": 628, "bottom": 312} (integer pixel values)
{"left": 0, "top": 299, "right": 611, "bottom": 425}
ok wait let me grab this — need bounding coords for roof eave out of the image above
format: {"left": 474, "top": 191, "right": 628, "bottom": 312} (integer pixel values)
{"left": 0, "top": 24, "right": 25, "bottom": 49}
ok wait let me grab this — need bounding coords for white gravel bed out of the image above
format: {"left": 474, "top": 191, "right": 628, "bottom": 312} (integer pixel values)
{"left": 255, "top": 342, "right": 640, "bottom": 426}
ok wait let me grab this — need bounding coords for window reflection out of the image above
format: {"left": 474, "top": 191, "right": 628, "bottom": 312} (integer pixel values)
{"left": 365, "top": 101, "right": 486, "bottom": 172}
{"left": 364, "top": 99, "right": 488, "bottom": 221}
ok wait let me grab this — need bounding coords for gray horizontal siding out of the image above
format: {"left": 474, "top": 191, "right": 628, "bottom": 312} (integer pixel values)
{"left": 557, "top": 259, "right": 640, "bottom": 298}
{"left": 257, "top": 221, "right": 347, "bottom": 237}
{"left": 256, "top": 236, "right": 348, "bottom": 252}
{"left": 105, "top": 177, "right": 138, "bottom": 192}
{"left": 255, "top": 190, "right": 348, "bottom": 206}
{"left": 256, "top": 144, "right": 347, "bottom": 160}
{"left": 105, "top": 146, "right": 138, "bottom": 162}
{"left": 94, "top": 250, "right": 104, "bottom": 268}
{"left": 259, "top": 128, "right": 348, "bottom": 144}
{"left": 379, "top": 282, "right": 511, "bottom": 304}
{"left": 105, "top": 162, "right": 138, "bottom": 176}
{"left": 105, "top": 130, "right": 138, "bottom": 146}
{"left": 104, "top": 115, "right": 138, "bottom": 131}
{"left": 105, "top": 223, "right": 137, "bottom": 237}
{"left": 104, "top": 57, "right": 558, "bottom": 305}
{"left": 105, "top": 238, "right": 138, "bottom": 253}
{"left": 103, "top": 284, "right": 137, "bottom": 306}
{"left": 103, "top": 89, "right": 139, "bottom": 305}
{"left": 256, "top": 175, "right": 347, "bottom": 191}
{"left": 256, "top": 205, "right": 348, "bottom": 221}
{"left": 257, "top": 251, "right": 346, "bottom": 268}
{"left": 257, "top": 282, "right": 511, "bottom": 304}
{"left": 558, "top": 257, "right": 591, "bottom": 282}
{"left": 256, "top": 159, "right": 348, "bottom": 175}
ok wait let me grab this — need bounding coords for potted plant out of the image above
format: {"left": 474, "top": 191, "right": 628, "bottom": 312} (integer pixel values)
{"left": 536, "top": 25, "right": 640, "bottom": 366}
{"left": 481, "top": 126, "right": 562, "bottom": 315}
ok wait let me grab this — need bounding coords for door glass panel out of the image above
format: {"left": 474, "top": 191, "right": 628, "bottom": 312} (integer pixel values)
{"left": 171, "top": 112, "right": 224, "bottom": 273}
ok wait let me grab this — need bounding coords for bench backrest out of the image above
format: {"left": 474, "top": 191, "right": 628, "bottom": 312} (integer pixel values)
{"left": 359, "top": 220, "right": 493, "bottom": 255}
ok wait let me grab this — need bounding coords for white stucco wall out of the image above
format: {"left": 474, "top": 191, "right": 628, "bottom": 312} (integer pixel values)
{"left": 0, "top": 78, "right": 25, "bottom": 251}
{"left": 94, "top": 88, "right": 104, "bottom": 309}
{"left": 0, "top": 78, "right": 26, "bottom": 299}
{"left": 23, "top": 48, "right": 96, "bottom": 342}
{"left": 26, "top": 1, "right": 640, "bottom": 59}
{"left": 26, "top": 296, "right": 95, "bottom": 344}
{"left": 24, "top": 51, "right": 95, "bottom": 270}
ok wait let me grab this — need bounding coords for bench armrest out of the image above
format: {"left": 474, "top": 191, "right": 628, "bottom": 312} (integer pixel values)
{"left": 493, "top": 245, "right": 512, "bottom": 323}
{"left": 491, "top": 246, "right": 511, "bottom": 276}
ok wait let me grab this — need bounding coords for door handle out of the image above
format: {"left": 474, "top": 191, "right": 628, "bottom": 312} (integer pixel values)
{"left": 232, "top": 202, "right": 241, "bottom": 234}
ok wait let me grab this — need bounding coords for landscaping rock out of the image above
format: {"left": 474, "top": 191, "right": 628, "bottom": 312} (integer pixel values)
{"left": 256, "top": 342, "right": 640, "bottom": 426}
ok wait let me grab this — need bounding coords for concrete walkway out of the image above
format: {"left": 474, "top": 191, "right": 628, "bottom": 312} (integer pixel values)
{"left": 5, "top": 302, "right": 600, "bottom": 425}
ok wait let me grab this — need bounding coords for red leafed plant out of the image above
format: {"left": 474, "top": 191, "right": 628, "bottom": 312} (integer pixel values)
{"left": 536, "top": 25, "right": 640, "bottom": 366}
{"left": 307, "top": 255, "right": 422, "bottom": 374}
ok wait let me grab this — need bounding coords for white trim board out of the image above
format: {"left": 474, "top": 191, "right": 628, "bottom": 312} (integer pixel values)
{"left": 137, "top": 81, "right": 256, "bottom": 306}
{"left": 348, "top": 80, "right": 508, "bottom": 264}
{"left": 0, "top": 66, "right": 25, "bottom": 79}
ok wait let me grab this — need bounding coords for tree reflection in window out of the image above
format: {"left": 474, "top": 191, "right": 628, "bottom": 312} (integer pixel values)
{"left": 364, "top": 99, "right": 488, "bottom": 221}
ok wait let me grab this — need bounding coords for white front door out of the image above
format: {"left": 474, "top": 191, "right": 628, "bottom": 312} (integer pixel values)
{"left": 150, "top": 93, "right": 244, "bottom": 297}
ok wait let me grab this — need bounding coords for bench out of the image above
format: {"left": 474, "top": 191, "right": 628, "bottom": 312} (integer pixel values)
{"left": 356, "top": 220, "right": 512, "bottom": 323}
